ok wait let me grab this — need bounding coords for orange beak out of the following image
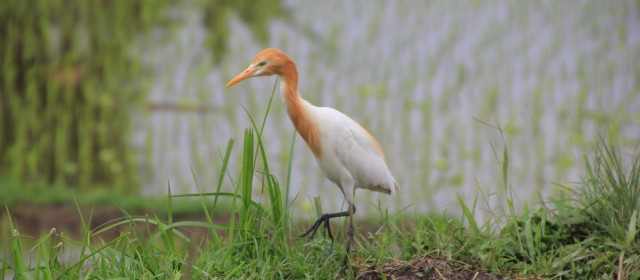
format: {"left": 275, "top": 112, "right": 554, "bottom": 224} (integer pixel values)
{"left": 226, "top": 67, "right": 255, "bottom": 88}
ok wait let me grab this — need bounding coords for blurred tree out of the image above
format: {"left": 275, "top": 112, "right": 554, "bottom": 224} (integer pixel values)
{"left": 0, "top": 0, "right": 285, "bottom": 194}
{"left": 202, "top": 0, "right": 285, "bottom": 63}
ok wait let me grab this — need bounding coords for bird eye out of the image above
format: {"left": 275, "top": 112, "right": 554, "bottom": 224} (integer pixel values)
{"left": 257, "top": 61, "right": 267, "bottom": 67}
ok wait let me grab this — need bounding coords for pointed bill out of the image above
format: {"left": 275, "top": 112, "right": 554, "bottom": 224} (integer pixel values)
{"left": 226, "top": 67, "right": 255, "bottom": 88}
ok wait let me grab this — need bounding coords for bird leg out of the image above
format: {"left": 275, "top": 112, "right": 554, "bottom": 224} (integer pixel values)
{"left": 300, "top": 204, "right": 357, "bottom": 242}
{"left": 340, "top": 202, "right": 356, "bottom": 275}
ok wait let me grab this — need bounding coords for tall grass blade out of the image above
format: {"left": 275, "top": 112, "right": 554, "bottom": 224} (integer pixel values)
{"left": 32, "top": 229, "right": 56, "bottom": 280}
{"left": 314, "top": 196, "right": 323, "bottom": 219}
{"left": 166, "top": 181, "right": 175, "bottom": 250}
{"left": 626, "top": 210, "right": 637, "bottom": 246}
{"left": 239, "top": 128, "right": 255, "bottom": 236}
{"left": 154, "top": 213, "right": 175, "bottom": 252}
{"left": 502, "top": 147, "right": 509, "bottom": 190}
{"left": 10, "top": 229, "right": 25, "bottom": 279}
{"left": 284, "top": 130, "right": 297, "bottom": 224}
{"left": 213, "top": 138, "right": 235, "bottom": 214}
{"left": 456, "top": 194, "right": 479, "bottom": 234}
{"left": 524, "top": 217, "right": 535, "bottom": 259}
{"left": 187, "top": 164, "right": 219, "bottom": 242}
{"left": 73, "top": 198, "right": 93, "bottom": 276}
{"left": 259, "top": 77, "right": 278, "bottom": 135}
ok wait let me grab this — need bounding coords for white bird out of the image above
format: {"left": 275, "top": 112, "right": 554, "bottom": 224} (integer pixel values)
{"left": 226, "top": 48, "right": 398, "bottom": 269}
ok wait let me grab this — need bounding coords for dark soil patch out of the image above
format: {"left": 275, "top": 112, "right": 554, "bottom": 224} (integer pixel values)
{"left": 358, "top": 256, "right": 502, "bottom": 280}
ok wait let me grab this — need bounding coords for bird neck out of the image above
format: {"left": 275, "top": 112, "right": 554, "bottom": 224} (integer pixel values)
{"left": 278, "top": 69, "right": 323, "bottom": 158}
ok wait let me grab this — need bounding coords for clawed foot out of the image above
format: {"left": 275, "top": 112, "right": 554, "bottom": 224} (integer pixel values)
{"left": 300, "top": 214, "right": 334, "bottom": 242}
{"left": 300, "top": 206, "right": 356, "bottom": 277}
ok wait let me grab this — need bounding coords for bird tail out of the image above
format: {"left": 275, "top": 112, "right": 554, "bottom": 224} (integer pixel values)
{"left": 390, "top": 179, "right": 399, "bottom": 195}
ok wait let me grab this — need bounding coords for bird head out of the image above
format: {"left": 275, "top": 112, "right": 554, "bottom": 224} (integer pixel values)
{"left": 226, "top": 48, "right": 293, "bottom": 88}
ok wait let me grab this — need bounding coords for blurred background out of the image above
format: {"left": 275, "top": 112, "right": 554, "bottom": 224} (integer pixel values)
{"left": 1, "top": 0, "right": 639, "bottom": 235}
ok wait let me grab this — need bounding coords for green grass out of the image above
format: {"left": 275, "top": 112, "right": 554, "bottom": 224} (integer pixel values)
{"left": 2, "top": 83, "right": 639, "bottom": 278}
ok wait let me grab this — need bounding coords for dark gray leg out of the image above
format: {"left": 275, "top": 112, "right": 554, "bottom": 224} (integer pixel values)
{"left": 340, "top": 202, "right": 356, "bottom": 275}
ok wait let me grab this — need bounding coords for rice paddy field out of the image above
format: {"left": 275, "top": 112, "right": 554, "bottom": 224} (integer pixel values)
{"left": 140, "top": 0, "right": 639, "bottom": 218}
{"left": 2, "top": 1, "right": 640, "bottom": 279}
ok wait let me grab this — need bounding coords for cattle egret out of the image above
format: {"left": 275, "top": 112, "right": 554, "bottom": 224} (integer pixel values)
{"left": 226, "top": 48, "right": 398, "bottom": 270}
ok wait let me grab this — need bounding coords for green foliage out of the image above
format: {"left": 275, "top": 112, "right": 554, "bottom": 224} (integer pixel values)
{"left": 201, "top": 0, "right": 285, "bottom": 63}
{"left": 576, "top": 138, "right": 640, "bottom": 242}
{"left": 0, "top": 0, "right": 287, "bottom": 193}
{"left": 0, "top": 0, "right": 172, "bottom": 191}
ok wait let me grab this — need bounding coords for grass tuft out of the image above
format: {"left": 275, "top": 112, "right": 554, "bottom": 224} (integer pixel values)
{"left": 575, "top": 137, "right": 640, "bottom": 242}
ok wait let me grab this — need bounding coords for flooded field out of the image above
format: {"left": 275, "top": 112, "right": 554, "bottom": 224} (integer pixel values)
{"left": 136, "top": 1, "right": 640, "bottom": 218}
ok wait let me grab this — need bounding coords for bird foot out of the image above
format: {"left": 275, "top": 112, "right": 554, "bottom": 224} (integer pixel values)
{"left": 300, "top": 214, "right": 334, "bottom": 242}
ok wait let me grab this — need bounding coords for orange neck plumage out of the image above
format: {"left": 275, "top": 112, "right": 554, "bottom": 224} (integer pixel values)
{"left": 278, "top": 62, "right": 323, "bottom": 158}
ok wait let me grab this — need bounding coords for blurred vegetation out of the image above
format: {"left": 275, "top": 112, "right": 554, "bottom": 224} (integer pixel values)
{"left": 0, "top": 0, "right": 169, "bottom": 192}
{"left": 0, "top": 0, "right": 284, "bottom": 197}
{"left": 202, "top": 0, "right": 285, "bottom": 63}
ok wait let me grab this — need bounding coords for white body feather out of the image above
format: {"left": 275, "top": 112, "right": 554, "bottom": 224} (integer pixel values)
{"left": 302, "top": 99, "right": 398, "bottom": 203}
